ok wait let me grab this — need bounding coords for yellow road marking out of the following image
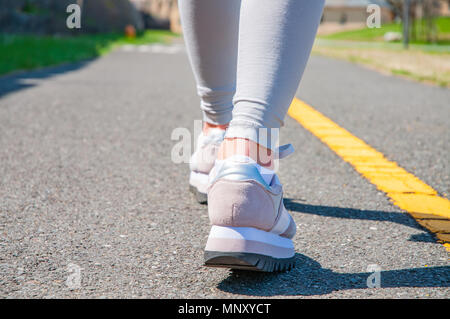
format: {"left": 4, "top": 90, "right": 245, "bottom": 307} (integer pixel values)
{"left": 288, "top": 98, "right": 450, "bottom": 245}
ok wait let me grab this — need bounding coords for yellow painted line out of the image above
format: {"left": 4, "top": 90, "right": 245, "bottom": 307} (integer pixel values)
{"left": 444, "top": 244, "right": 450, "bottom": 253}
{"left": 288, "top": 98, "right": 450, "bottom": 245}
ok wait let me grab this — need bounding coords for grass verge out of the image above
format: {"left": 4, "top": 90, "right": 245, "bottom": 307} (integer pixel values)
{"left": 312, "top": 42, "right": 450, "bottom": 87}
{"left": 0, "top": 30, "right": 176, "bottom": 76}
{"left": 322, "top": 17, "right": 450, "bottom": 44}
{"left": 315, "top": 18, "right": 450, "bottom": 87}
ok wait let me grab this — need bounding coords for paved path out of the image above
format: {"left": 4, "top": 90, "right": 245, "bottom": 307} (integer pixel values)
{"left": 0, "top": 43, "right": 449, "bottom": 298}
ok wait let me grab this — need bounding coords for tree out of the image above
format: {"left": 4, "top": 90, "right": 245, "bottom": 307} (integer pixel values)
{"left": 385, "top": 0, "right": 405, "bottom": 19}
{"left": 386, "top": 0, "right": 443, "bottom": 44}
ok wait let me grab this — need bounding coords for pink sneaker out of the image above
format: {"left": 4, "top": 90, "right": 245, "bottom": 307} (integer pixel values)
{"left": 204, "top": 145, "right": 296, "bottom": 272}
{"left": 189, "top": 128, "right": 225, "bottom": 203}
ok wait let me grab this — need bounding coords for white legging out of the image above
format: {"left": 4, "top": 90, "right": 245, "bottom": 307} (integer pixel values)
{"left": 179, "top": 0, "right": 325, "bottom": 149}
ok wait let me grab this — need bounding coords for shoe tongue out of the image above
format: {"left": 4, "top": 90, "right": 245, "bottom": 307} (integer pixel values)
{"left": 274, "top": 144, "right": 294, "bottom": 159}
{"left": 219, "top": 155, "right": 275, "bottom": 186}
{"left": 259, "top": 165, "right": 276, "bottom": 186}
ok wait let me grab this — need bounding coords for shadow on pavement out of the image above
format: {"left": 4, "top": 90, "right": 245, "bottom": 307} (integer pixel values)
{"left": 408, "top": 232, "right": 438, "bottom": 243}
{"left": 217, "top": 253, "right": 450, "bottom": 296}
{"left": 284, "top": 199, "right": 441, "bottom": 244}
{"left": 216, "top": 200, "right": 449, "bottom": 296}
{"left": 0, "top": 60, "right": 93, "bottom": 99}
{"left": 284, "top": 198, "right": 424, "bottom": 231}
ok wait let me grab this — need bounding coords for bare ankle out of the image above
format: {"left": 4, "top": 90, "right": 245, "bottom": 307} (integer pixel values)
{"left": 203, "top": 122, "right": 229, "bottom": 135}
{"left": 217, "top": 138, "right": 274, "bottom": 168}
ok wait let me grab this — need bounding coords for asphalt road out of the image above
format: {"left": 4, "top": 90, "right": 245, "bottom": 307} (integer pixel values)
{"left": 0, "top": 42, "right": 449, "bottom": 298}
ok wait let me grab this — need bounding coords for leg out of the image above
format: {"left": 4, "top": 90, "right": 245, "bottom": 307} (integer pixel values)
{"left": 224, "top": 0, "right": 325, "bottom": 153}
{"left": 179, "top": 0, "right": 241, "bottom": 202}
{"left": 206, "top": 0, "right": 325, "bottom": 271}
{"left": 178, "top": 0, "right": 241, "bottom": 126}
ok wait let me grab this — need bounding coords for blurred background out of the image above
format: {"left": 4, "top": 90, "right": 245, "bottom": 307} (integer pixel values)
{"left": 1, "top": 0, "right": 449, "bottom": 86}
{"left": 0, "top": 0, "right": 449, "bottom": 299}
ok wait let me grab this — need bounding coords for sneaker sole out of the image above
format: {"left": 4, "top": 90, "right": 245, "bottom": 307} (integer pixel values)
{"left": 189, "top": 171, "right": 208, "bottom": 204}
{"left": 204, "top": 251, "right": 295, "bottom": 272}
{"left": 204, "top": 226, "right": 295, "bottom": 272}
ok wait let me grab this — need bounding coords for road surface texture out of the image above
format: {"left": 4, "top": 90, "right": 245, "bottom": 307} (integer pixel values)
{"left": 0, "top": 42, "right": 449, "bottom": 298}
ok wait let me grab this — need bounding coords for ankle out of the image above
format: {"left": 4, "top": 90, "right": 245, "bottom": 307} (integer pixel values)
{"left": 203, "top": 122, "right": 229, "bottom": 135}
{"left": 217, "top": 138, "right": 274, "bottom": 168}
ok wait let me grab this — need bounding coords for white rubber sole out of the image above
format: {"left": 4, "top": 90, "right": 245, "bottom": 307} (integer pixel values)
{"left": 204, "top": 226, "right": 296, "bottom": 272}
{"left": 205, "top": 226, "right": 295, "bottom": 259}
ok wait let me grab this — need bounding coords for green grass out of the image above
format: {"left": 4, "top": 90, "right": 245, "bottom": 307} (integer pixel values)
{"left": 436, "top": 16, "right": 450, "bottom": 33}
{"left": 0, "top": 30, "right": 176, "bottom": 76}
{"left": 390, "top": 68, "right": 448, "bottom": 87}
{"left": 314, "top": 17, "right": 450, "bottom": 87}
{"left": 322, "top": 17, "right": 450, "bottom": 45}
{"left": 315, "top": 38, "right": 450, "bottom": 54}
{"left": 323, "top": 23, "right": 401, "bottom": 42}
